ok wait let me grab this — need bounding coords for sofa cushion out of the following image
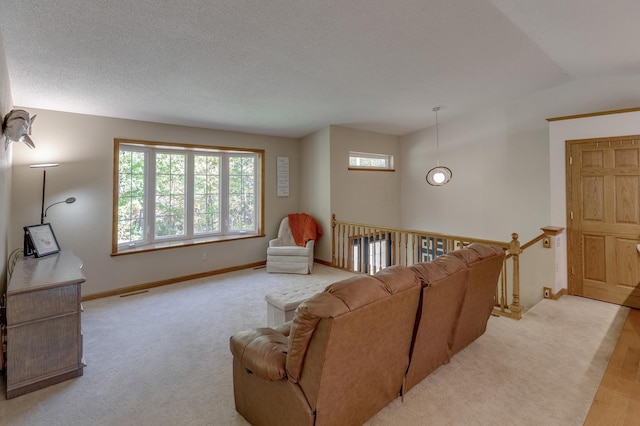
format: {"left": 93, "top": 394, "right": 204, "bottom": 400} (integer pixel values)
{"left": 469, "top": 242, "right": 505, "bottom": 258}
{"left": 286, "top": 271, "right": 414, "bottom": 383}
{"left": 286, "top": 290, "right": 351, "bottom": 382}
{"left": 404, "top": 255, "right": 469, "bottom": 392}
{"left": 324, "top": 274, "right": 393, "bottom": 311}
{"left": 372, "top": 264, "right": 422, "bottom": 294}
{"left": 410, "top": 254, "right": 466, "bottom": 287}
{"left": 450, "top": 243, "right": 504, "bottom": 265}
{"left": 448, "top": 243, "right": 506, "bottom": 354}
{"left": 267, "top": 246, "right": 310, "bottom": 256}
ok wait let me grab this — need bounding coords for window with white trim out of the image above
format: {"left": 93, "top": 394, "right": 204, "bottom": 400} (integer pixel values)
{"left": 113, "top": 139, "right": 263, "bottom": 254}
{"left": 348, "top": 151, "right": 394, "bottom": 170}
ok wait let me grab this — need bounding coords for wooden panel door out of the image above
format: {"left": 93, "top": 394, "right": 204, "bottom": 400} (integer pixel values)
{"left": 567, "top": 136, "right": 640, "bottom": 308}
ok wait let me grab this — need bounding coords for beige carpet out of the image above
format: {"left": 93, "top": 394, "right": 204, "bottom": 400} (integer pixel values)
{"left": 368, "top": 295, "right": 628, "bottom": 426}
{"left": 0, "top": 264, "right": 629, "bottom": 426}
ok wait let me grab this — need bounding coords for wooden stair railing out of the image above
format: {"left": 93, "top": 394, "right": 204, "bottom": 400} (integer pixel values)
{"left": 331, "top": 215, "right": 526, "bottom": 319}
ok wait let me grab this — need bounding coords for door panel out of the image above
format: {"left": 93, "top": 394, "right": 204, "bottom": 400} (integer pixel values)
{"left": 614, "top": 148, "right": 638, "bottom": 166}
{"left": 582, "top": 176, "right": 604, "bottom": 221}
{"left": 615, "top": 238, "right": 639, "bottom": 287}
{"left": 568, "top": 136, "right": 640, "bottom": 308}
{"left": 583, "top": 235, "right": 605, "bottom": 282}
{"left": 615, "top": 176, "right": 639, "bottom": 223}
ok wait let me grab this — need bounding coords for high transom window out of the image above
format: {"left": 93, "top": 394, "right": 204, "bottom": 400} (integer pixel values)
{"left": 113, "top": 139, "right": 263, "bottom": 254}
{"left": 348, "top": 151, "right": 394, "bottom": 171}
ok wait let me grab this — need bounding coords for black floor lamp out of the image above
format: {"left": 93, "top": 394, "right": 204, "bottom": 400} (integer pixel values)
{"left": 30, "top": 163, "right": 59, "bottom": 224}
{"left": 25, "top": 163, "right": 77, "bottom": 256}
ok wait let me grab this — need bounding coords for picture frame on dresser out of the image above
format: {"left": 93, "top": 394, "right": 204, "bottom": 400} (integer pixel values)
{"left": 24, "top": 223, "right": 61, "bottom": 257}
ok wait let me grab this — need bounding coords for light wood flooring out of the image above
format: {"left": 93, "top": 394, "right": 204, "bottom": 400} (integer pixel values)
{"left": 584, "top": 308, "right": 640, "bottom": 425}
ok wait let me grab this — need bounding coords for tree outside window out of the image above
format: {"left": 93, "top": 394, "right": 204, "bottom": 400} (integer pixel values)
{"left": 113, "top": 139, "right": 263, "bottom": 254}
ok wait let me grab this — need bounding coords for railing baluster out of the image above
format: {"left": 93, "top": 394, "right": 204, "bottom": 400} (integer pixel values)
{"left": 378, "top": 228, "right": 383, "bottom": 271}
{"left": 338, "top": 222, "right": 343, "bottom": 269}
{"left": 501, "top": 260, "right": 507, "bottom": 312}
{"left": 345, "top": 224, "right": 349, "bottom": 269}
{"left": 360, "top": 227, "right": 364, "bottom": 273}
{"left": 367, "top": 227, "right": 371, "bottom": 273}
{"left": 368, "top": 227, "right": 373, "bottom": 275}
{"left": 405, "top": 232, "right": 409, "bottom": 266}
{"left": 354, "top": 224, "right": 358, "bottom": 271}
{"left": 332, "top": 214, "right": 337, "bottom": 267}
{"left": 509, "top": 233, "right": 523, "bottom": 320}
{"left": 335, "top": 222, "right": 340, "bottom": 268}
{"left": 391, "top": 231, "right": 396, "bottom": 266}
{"left": 359, "top": 226, "right": 364, "bottom": 273}
{"left": 410, "top": 234, "right": 415, "bottom": 265}
{"left": 373, "top": 227, "right": 377, "bottom": 274}
{"left": 341, "top": 224, "right": 344, "bottom": 269}
{"left": 403, "top": 232, "right": 407, "bottom": 265}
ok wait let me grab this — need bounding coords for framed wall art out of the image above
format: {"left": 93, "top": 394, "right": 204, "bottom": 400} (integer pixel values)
{"left": 24, "top": 223, "right": 61, "bottom": 257}
{"left": 276, "top": 156, "right": 289, "bottom": 197}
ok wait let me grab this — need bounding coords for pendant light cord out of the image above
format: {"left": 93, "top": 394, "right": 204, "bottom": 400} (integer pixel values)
{"left": 426, "top": 105, "right": 452, "bottom": 186}
{"left": 433, "top": 106, "right": 441, "bottom": 167}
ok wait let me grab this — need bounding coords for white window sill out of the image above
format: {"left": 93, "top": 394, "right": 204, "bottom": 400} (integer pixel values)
{"left": 111, "top": 233, "right": 264, "bottom": 256}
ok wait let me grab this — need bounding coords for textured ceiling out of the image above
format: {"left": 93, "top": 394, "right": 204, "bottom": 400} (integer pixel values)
{"left": 1, "top": 1, "right": 638, "bottom": 138}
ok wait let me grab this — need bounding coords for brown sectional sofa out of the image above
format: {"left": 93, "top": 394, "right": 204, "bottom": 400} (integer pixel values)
{"left": 230, "top": 243, "right": 505, "bottom": 425}
{"left": 448, "top": 244, "right": 506, "bottom": 355}
{"left": 405, "top": 253, "right": 469, "bottom": 392}
{"left": 404, "top": 243, "right": 505, "bottom": 393}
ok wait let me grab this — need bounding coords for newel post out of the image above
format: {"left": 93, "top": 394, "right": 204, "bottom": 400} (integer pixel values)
{"left": 331, "top": 214, "right": 337, "bottom": 267}
{"left": 509, "top": 233, "right": 523, "bottom": 319}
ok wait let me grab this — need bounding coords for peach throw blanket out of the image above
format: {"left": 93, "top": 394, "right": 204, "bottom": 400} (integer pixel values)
{"left": 288, "top": 213, "right": 322, "bottom": 247}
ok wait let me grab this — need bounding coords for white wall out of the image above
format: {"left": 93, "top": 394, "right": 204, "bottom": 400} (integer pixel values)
{"left": 549, "top": 110, "right": 640, "bottom": 226}
{"left": 8, "top": 69, "right": 640, "bottom": 300}
{"left": 0, "top": 31, "right": 13, "bottom": 293}
{"left": 300, "top": 126, "right": 332, "bottom": 261}
{"left": 300, "top": 125, "right": 401, "bottom": 262}
{"left": 401, "top": 74, "right": 640, "bottom": 245}
{"left": 330, "top": 126, "right": 401, "bottom": 227}
{"left": 10, "top": 109, "right": 300, "bottom": 296}
{"left": 548, "top": 109, "right": 640, "bottom": 293}
{"left": 400, "top": 75, "right": 640, "bottom": 301}
{"left": 400, "top": 106, "right": 550, "bottom": 243}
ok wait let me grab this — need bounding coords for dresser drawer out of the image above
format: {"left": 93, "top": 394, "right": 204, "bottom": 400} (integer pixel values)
{"left": 7, "top": 284, "right": 80, "bottom": 324}
{"left": 7, "top": 313, "right": 81, "bottom": 387}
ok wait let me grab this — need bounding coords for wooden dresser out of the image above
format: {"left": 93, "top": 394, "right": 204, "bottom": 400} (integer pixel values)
{"left": 6, "top": 250, "right": 85, "bottom": 399}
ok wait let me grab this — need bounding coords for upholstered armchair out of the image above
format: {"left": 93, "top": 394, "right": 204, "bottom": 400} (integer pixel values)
{"left": 266, "top": 214, "right": 321, "bottom": 274}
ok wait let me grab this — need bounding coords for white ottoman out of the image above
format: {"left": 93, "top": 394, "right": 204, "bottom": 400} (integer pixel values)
{"left": 265, "top": 282, "right": 329, "bottom": 327}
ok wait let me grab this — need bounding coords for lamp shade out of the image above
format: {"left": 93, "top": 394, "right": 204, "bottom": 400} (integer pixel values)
{"left": 425, "top": 106, "right": 452, "bottom": 186}
{"left": 30, "top": 163, "right": 59, "bottom": 168}
{"left": 426, "top": 166, "right": 452, "bottom": 186}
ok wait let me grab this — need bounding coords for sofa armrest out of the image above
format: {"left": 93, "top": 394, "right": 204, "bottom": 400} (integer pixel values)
{"left": 269, "top": 238, "right": 284, "bottom": 248}
{"left": 274, "top": 321, "right": 293, "bottom": 336}
{"left": 230, "top": 328, "right": 288, "bottom": 381}
{"left": 305, "top": 239, "right": 315, "bottom": 253}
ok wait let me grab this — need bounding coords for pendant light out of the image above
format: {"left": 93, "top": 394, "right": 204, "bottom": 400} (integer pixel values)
{"left": 426, "top": 106, "right": 452, "bottom": 186}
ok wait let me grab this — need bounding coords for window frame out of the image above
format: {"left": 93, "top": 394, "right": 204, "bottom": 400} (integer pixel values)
{"left": 112, "top": 139, "right": 264, "bottom": 256}
{"left": 348, "top": 151, "right": 395, "bottom": 171}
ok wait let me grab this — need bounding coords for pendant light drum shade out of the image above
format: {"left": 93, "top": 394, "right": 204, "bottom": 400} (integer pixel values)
{"left": 425, "top": 106, "right": 452, "bottom": 186}
{"left": 426, "top": 166, "right": 452, "bottom": 186}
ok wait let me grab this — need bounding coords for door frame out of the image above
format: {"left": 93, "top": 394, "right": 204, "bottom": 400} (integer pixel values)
{"left": 565, "top": 134, "right": 640, "bottom": 298}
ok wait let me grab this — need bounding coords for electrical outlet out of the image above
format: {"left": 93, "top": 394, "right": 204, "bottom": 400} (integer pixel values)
{"left": 543, "top": 287, "right": 552, "bottom": 299}
{"left": 201, "top": 252, "right": 207, "bottom": 261}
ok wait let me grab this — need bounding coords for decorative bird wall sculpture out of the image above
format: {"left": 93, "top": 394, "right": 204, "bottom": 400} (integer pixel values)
{"left": 2, "top": 109, "right": 36, "bottom": 150}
